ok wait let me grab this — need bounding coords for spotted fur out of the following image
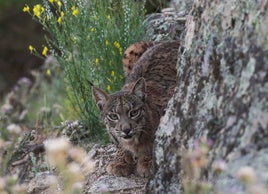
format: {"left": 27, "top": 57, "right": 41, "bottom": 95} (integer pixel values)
{"left": 92, "top": 41, "right": 179, "bottom": 177}
{"left": 122, "top": 41, "right": 160, "bottom": 76}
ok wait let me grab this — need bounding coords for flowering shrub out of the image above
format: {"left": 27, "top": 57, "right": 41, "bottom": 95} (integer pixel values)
{"left": 23, "top": 0, "right": 146, "bottom": 138}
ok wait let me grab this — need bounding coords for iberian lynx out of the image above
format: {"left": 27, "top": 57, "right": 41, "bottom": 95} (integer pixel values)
{"left": 92, "top": 41, "right": 179, "bottom": 177}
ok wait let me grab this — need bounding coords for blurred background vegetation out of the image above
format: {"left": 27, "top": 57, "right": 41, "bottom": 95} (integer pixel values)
{"left": 0, "top": 0, "right": 148, "bottom": 145}
{"left": 0, "top": 0, "right": 44, "bottom": 98}
{"left": 0, "top": 0, "right": 71, "bottom": 132}
{"left": 0, "top": 0, "right": 173, "bottom": 144}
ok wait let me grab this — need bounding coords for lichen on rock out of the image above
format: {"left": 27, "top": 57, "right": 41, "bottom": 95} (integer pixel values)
{"left": 148, "top": 0, "right": 268, "bottom": 193}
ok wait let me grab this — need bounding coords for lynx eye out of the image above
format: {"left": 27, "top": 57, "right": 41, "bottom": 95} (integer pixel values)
{"left": 107, "top": 113, "right": 120, "bottom": 121}
{"left": 129, "top": 109, "right": 141, "bottom": 119}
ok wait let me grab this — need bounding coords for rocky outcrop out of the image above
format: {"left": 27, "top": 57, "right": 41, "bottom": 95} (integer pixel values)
{"left": 83, "top": 144, "right": 147, "bottom": 193}
{"left": 143, "top": 9, "right": 186, "bottom": 41}
{"left": 148, "top": 0, "right": 268, "bottom": 193}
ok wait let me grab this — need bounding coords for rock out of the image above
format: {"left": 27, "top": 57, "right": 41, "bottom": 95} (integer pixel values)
{"left": 148, "top": 0, "right": 268, "bottom": 193}
{"left": 27, "top": 172, "right": 61, "bottom": 194}
{"left": 215, "top": 150, "right": 268, "bottom": 193}
{"left": 143, "top": 11, "right": 186, "bottom": 41}
{"left": 89, "top": 175, "right": 146, "bottom": 193}
{"left": 84, "top": 144, "right": 147, "bottom": 193}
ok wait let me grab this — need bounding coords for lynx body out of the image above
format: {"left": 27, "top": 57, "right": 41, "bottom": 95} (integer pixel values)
{"left": 92, "top": 41, "right": 179, "bottom": 177}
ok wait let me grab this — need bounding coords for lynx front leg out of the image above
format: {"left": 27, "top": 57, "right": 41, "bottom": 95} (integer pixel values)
{"left": 137, "top": 154, "right": 152, "bottom": 178}
{"left": 106, "top": 148, "right": 135, "bottom": 177}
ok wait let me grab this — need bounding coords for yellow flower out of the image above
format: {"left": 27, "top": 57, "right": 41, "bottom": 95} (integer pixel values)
{"left": 56, "top": 12, "right": 64, "bottom": 24}
{"left": 42, "top": 46, "right": 48, "bottom": 56}
{"left": 119, "top": 47, "right": 123, "bottom": 55}
{"left": 113, "top": 41, "right": 122, "bottom": 54}
{"left": 46, "top": 69, "right": 51, "bottom": 76}
{"left": 106, "top": 85, "right": 111, "bottom": 92}
{"left": 90, "top": 27, "right": 95, "bottom": 32}
{"left": 95, "top": 58, "right": 99, "bottom": 64}
{"left": 28, "top": 45, "right": 35, "bottom": 53}
{"left": 71, "top": 6, "right": 79, "bottom": 16}
{"left": 46, "top": 15, "right": 51, "bottom": 21}
{"left": 57, "top": 16, "right": 63, "bottom": 24}
{"left": 57, "top": 0, "right": 62, "bottom": 7}
{"left": 113, "top": 41, "right": 121, "bottom": 49}
{"left": 107, "top": 15, "right": 111, "bottom": 19}
{"left": 33, "top": 4, "right": 45, "bottom": 18}
{"left": 105, "top": 40, "right": 109, "bottom": 46}
{"left": 111, "top": 70, "right": 115, "bottom": 77}
{"left": 48, "top": 0, "right": 54, "bottom": 3}
{"left": 23, "top": 5, "right": 30, "bottom": 13}
{"left": 71, "top": 36, "right": 78, "bottom": 43}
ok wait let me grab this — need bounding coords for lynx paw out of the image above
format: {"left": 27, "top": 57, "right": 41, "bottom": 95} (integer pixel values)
{"left": 106, "top": 161, "right": 134, "bottom": 177}
{"left": 137, "top": 156, "right": 152, "bottom": 178}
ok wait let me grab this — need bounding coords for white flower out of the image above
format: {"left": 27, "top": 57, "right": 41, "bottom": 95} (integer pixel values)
{"left": 236, "top": 166, "right": 256, "bottom": 184}
{"left": 44, "top": 137, "right": 70, "bottom": 167}
{"left": 7, "top": 124, "right": 22, "bottom": 135}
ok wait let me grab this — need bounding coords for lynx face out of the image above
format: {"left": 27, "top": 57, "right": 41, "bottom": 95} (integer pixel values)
{"left": 103, "top": 93, "right": 147, "bottom": 144}
{"left": 92, "top": 78, "right": 151, "bottom": 145}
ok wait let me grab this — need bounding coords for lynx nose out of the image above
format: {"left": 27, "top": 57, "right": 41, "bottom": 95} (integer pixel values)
{"left": 123, "top": 128, "right": 131, "bottom": 135}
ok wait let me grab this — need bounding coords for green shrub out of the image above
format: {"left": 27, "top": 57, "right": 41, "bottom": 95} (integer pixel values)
{"left": 24, "top": 0, "right": 146, "bottom": 139}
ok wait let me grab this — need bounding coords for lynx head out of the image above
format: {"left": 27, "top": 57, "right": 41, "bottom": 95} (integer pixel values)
{"left": 92, "top": 78, "right": 151, "bottom": 144}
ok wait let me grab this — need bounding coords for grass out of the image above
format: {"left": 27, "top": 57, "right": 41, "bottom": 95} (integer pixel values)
{"left": 0, "top": 0, "right": 144, "bottom": 192}
{"left": 23, "top": 0, "right": 146, "bottom": 139}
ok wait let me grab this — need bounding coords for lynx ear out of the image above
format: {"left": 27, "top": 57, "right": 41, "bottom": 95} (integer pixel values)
{"left": 92, "top": 86, "right": 109, "bottom": 111}
{"left": 132, "top": 77, "right": 146, "bottom": 100}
